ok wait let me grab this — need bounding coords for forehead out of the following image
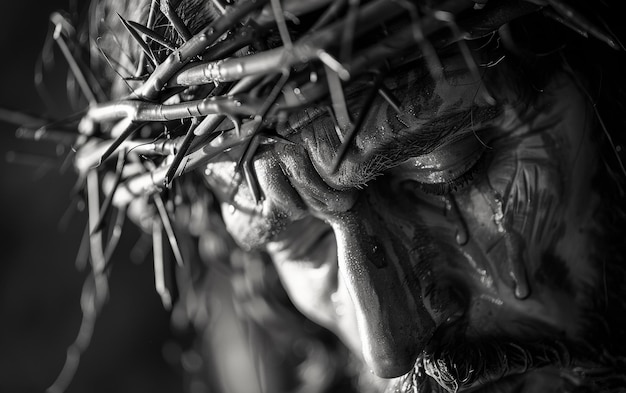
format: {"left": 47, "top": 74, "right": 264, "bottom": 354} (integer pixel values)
{"left": 278, "top": 64, "right": 502, "bottom": 189}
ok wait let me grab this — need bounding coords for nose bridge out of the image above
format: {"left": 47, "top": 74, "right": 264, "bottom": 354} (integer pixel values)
{"left": 328, "top": 190, "right": 435, "bottom": 378}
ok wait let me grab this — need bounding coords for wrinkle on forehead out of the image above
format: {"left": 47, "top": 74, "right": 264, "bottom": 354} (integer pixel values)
{"left": 289, "top": 102, "right": 501, "bottom": 190}
{"left": 279, "top": 63, "right": 503, "bottom": 189}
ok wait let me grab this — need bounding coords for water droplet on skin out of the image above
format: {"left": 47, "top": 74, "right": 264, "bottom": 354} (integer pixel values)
{"left": 368, "top": 237, "right": 387, "bottom": 268}
{"left": 444, "top": 196, "right": 469, "bottom": 246}
{"left": 492, "top": 195, "right": 505, "bottom": 233}
{"left": 514, "top": 279, "right": 530, "bottom": 299}
{"left": 488, "top": 190, "right": 531, "bottom": 299}
{"left": 455, "top": 230, "right": 468, "bottom": 246}
{"left": 504, "top": 232, "right": 531, "bottom": 299}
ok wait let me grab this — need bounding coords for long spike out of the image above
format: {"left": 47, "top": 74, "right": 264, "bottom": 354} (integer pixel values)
{"left": 117, "top": 13, "right": 158, "bottom": 68}
{"left": 91, "top": 151, "right": 127, "bottom": 236}
{"left": 95, "top": 38, "right": 142, "bottom": 96}
{"left": 75, "top": 223, "right": 91, "bottom": 271}
{"left": 160, "top": 0, "right": 192, "bottom": 42}
{"left": 325, "top": 64, "right": 352, "bottom": 133}
{"left": 236, "top": 72, "right": 291, "bottom": 203}
{"left": 331, "top": 72, "right": 384, "bottom": 173}
{"left": 164, "top": 118, "right": 199, "bottom": 187}
{"left": 103, "top": 206, "right": 127, "bottom": 267}
{"left": 270, "top": 0, "right": 293, "bottom": 49}
{"left": 326, "top": 105, "right": 345, "bottom": 143}
{"left": 377, "top": 85, "right": 402, "bottom": 114}
{"left": 127, "top": 20, "right": 177, "bottom": 51}
{"left": 546, "top": 0, "right": 621, "bottom": 50}
{"left": 135, "top": 0, "right": 160, "bottom": 76}
{"left": 398, "top": 0, "right": 444, "bottom": 79}
{"left": 241, "top": 135, "right": 263, "bottom": 203}
{"left": 87, "top": 170, "right": 106, "bottom": 275}
{"left": 310, "top": 0, "right": 347, "bottom": 32}
{"left": 152, "top": 218, "right": 172, "bottom": 309}
{"left": 52, "top": 21, "right": 98, "bottom": 105}
{"left": 210, "top": 0, "right": 228, "bottom": 15}
{"left": 97, "top": 120, "right": 142, "bottom": 166}
{"left": 433, "top": 10, "right": 495, "bottom": 104}
{"left": 153, "top": 193, "right": 185, "bottom": 268}
{"left": 340, "top": 0, "right": 360, "bottom": 63}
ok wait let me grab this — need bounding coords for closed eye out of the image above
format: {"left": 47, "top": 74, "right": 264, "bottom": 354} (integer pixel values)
{"left": 388, "top": 133, "right": 489, "bottom": 195}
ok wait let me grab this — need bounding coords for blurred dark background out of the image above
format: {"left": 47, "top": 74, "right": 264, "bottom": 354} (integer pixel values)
{"left": 0, "top": 1, "right": 181, "bottom": 392}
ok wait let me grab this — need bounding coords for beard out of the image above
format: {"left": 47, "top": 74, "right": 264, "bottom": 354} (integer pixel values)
{"left": 392, "top": 326, "right": 626, "bottom": 392}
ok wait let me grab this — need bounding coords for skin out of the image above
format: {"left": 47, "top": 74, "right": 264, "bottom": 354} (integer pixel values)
{"left": 203, "top": 48, "right": 621, "bottom": 392}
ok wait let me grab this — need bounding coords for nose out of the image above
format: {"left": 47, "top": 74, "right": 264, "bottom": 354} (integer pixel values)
{"left": 327, "top": 190, "right": 435, "bottom": 378}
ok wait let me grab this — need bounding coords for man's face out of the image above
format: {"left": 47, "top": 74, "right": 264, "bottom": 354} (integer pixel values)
{"left": 205, "top": 47, "right": 621, "bottom": 392}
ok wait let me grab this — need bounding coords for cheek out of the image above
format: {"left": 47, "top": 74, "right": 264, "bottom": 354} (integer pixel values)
{"left": 481, "top": 112, "right": 602, "bottom": 291}
{"left": 267, "top": 235, "right": 339, "bottom": 327}
{"left": 450, "top": 114, "right": 603, "bottom": 335}
{"left": 265, "top": 230, "right": 363, "bottom": 354}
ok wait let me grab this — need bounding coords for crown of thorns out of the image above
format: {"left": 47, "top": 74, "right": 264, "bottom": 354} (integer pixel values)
{"left": 26, "top": 1, "right": 621, "bottom": 391}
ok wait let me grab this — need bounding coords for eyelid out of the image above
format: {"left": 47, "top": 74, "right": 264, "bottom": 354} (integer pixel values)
{"left": 389, "top": 134, "right": 487, "bottom": 194}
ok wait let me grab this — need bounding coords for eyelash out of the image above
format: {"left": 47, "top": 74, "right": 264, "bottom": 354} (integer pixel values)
{"left": 415, "top": 153, "right": 489, "bottom": 195}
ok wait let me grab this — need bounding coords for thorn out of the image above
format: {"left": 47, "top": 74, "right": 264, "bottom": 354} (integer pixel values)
{"left": 325, "top": 64, "right": 352, "bottom": 132}
{"left": 241, "top": 71, "right": 291, "bottom": 200}
{"left": 377, "top": 85, "right": 402, "bottom": 114}
{"left": 210, "top": 0, "right": 228, "bottom": 15}
{"left": 270, "top": 0, "right": 293, "bottom": 50}
{"left": 544, "top": 0, "right": 622, "bottom": 50}
{"left": 318, "top": 50, "right": 350, "bottom": 81}
{"left": 311, "top": 0, "right": 347, "bottom": 31}
{"left": 403, "top": 0, "right": 444, "bottom": 80}
{"left": 326, "top": 105, "right": 345, "bottom": 143}
{"left": 103, "top": 206, "right": 127, "bottom": 268}
{"left": 51, "top": 20, "right": 98, "bottom": 104}
{"left": 164, "top": 118, "right": 199, "bottom": 187}
{"left": 127, "top": 20, "right": 177, "bottom": 51}
{"left": 135, "top": 0, "right": 160, "bottom": 76}
{"left": 340, "top": 0, "right": 360, "bottom": 63}
{"left": 152, "top": 218, "right": 172, "bottom": 309}
{"left": 331, "top": 71, "right": 384, "bottom": 173}
{"left": 91, "top": 151, "right": 127, "bottom": 236}
{"left": 153, "top": 193, "right": 185, "bottom": 268}
{"left": 160, "top": 0, "right": 192, "bottom": 42}
{"left": 117, "top": 13, "right": 159, "bottom": 68}
{"left": 239, "top": 135, "right": 263, "bottom": 203}
{"left": 86, "top": 170, "right": 106, "bottom": 274}
{"left": 97, "top": 120, "right": 142, "bottom": 167}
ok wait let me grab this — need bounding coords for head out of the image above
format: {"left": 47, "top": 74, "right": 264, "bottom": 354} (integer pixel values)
{"left": 55, "top": 0, "right": 626, "bottom": 392}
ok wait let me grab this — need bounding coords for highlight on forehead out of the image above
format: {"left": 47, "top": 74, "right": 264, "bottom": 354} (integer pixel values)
{"left": 296, "top": 104, "right": 502, "bottom": 189}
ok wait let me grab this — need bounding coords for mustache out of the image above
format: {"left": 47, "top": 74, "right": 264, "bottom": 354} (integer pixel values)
{"left": 388, "top": 324, "right": 626, "bottom": 393}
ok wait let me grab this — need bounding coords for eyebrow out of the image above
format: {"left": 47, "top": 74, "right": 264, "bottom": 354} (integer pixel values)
{"left": 276, "top": 90, "right": 502, "bottom": 189}
{"left": 352, "top": 104, "right": 503, "bottom": 186}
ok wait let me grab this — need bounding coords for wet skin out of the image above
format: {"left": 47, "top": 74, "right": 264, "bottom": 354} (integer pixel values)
{"left": 204, "top": 49, "right": 609, "bottom": 392}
